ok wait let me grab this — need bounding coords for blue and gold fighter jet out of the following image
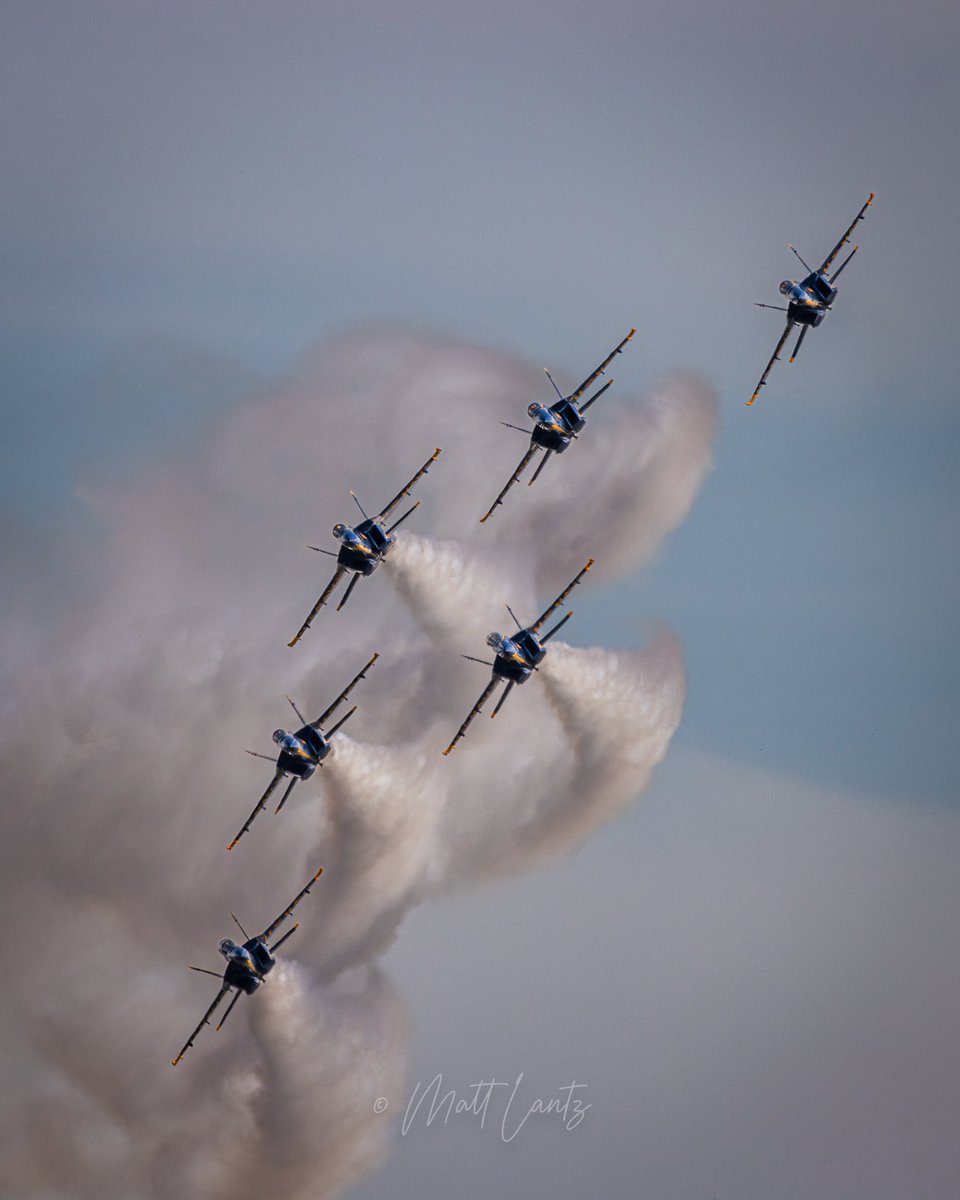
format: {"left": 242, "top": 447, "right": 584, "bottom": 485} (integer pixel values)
{"left": 288, "top": 449, "right": 442, "bottom": 645}
{"left": 442, "top": 559, "right": 594, "bottom": 755}
{"left": 480, "top": 331, "right": 635, "bottom": 523}
{"left": 748, "top": 193, "right": 874, "bottom": 405}
{"left": 171, "top": 866, "right": 323, "bottom": 1065}
{"left": 227, "top": 652, "right": 379, "bottom": 849}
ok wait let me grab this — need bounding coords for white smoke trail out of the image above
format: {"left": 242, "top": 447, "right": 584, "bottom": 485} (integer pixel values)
{"left": 303, "top": 737, "right": 445, "bottom": 977}
{"left": 386, "top": 533, "right": 526, "bottom": 647}
{"left": 0, "top": 331, "right": 715, "bottom": 1197}
{"left": 210, "top": 963, "right": 407, "bottom": 1200}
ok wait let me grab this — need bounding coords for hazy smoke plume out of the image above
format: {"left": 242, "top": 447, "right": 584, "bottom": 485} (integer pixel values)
{"left": 0, "top": 330, "right": 715, "bottom": 1197}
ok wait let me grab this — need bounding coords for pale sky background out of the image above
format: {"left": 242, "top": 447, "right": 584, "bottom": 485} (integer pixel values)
{"left": 2, "top": 2, "right": 959, "bottom": 1198}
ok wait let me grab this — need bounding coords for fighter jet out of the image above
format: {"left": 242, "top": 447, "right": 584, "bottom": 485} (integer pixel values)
{"left": 171, "top": 866, "right": 323, "bottom": 1065}
{"left": 748, "top": 193, "right": 874, "bottom": 405}
{"left": 480, "top": 331, "right": 635, "bottom": 523}
{"left": 227, "top": 652, "right": 379, "bottom": 850}
{"left": 442, "top": 559, "right": 594, "bottom": 755}
{"left": 288, "top": 449, "right": 442, "bottom": 645}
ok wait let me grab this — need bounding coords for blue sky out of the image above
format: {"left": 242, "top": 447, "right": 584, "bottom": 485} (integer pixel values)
{"left": 4, "top": 0, "right": 957, "bottom": 810}
{"left": 2, "top": 3, "right": 959, "bottom": 1197}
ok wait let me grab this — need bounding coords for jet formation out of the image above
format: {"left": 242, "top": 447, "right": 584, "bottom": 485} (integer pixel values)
{"left": 170, "top": 193, "right": 873, "bottom": 1062}
{"left": 226, "top": 652, "right": 379, "bottom": 850}
{"left": 480, "top": 330, "right": 635, "bottom": 522}
{"left": 287, "top": 448, "right": 441, "bottom": 645}
{"left": 172, "top": 868, "right": 323, "bottom": 1065}
{"left": 443, "top": 559, "right": 594, "bottom": 755}
{"left": 749, "top": 193, "right": 874, "bottom": 405}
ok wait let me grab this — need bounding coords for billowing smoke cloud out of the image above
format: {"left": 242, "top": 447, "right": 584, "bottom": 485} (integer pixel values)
{"left": 0, "top": 330, "right": 715, "bottom": 1197}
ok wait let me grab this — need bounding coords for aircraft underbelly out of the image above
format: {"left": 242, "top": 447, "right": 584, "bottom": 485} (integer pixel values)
{"left": 532, "top": 426, "right": 571, "bottom": 451}
{"left": 224, "top": 963, "right": 262, "bottom": 993}
{"left": 494, "top": 658, "right": 531, "bottom": 683}
{"left": 788, "top": 303, "right": 826, "bottom": 328}
{"left": 338, "top": 547, "right": 379, "bottom": 574}
{"left": 279, "top": 755, "right": 316, "bottom": 780}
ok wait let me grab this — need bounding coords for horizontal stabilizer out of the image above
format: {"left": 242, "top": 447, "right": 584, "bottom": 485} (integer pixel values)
{"left": 215, "top": 988, "right": 242, "bottom": 1032}
{"left": 273, "top": 776, "right": 299, "bottom": 815}
{"left": 542, "top": 610, "right": 573, "bottom": 642}
{"left": 336, "top": 571, "right": 361, "bottom": 612}
{"left": 326, "top": 704, "right": 357, "bottom": 739}
{"left": 270, "top": 921, "right": 300, "bottom": 954}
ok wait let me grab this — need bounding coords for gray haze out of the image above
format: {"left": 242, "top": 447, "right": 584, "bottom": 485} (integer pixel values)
{"left": 2, "top": 1, "right": 959, "bottom": 1197}
{"left": 0, "top": 341, "right": 713, "bottom": 1196}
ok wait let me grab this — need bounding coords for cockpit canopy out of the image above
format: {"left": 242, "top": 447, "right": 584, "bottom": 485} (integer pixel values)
{"left": 272, "top": 729, "right": 286, "bottom": 744}
{"left": 486, "top": 631, "right": 503, "bottom": 649}
{"left": 332, "top": 522, "right": 348, "bottom": 539}
{"left": 218, "top": 938, "right": 235, "bottom": 957}
{"left": 779, "top": 280, "right": 795, "bottom": 295}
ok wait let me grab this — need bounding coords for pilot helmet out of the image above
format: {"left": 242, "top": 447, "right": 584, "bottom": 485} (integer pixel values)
{"left": 486, "top": 631, "right": 503, "bottom": 649}
{"left": 779, "top": 280, "right": 794, "bottom": 295}
{"left": 272, "top": 729, "right": 286, "bottom": 744}
{"left": 332, "top": 522, "right": 347, "bottom": 539}
{"left": 218, "top": 938, "right": 234, "bottom": 957}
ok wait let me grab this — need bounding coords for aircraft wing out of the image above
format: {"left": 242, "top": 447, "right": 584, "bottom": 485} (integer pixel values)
{"left": 747, "top": 322, "right": 793, "bottom": 406}
{"left": 313, "top": 652, "right": 380, "bottom": 727}
{"left": 171, "top": 983, "right": 230, "bottom": 1065}
{"left": 376, "top": 448, "right": 442, "bottom": 523}
{"left": 227, "top": 768, "right": 285, "bottom": 850}
{"left": 818, "top": 193, "right": 874, "bottom": 275}
{"left": 288, "top": 567, "right": 347, "bottom": 647}
{"left": 258, "top": 866, "right": 324, "bottom": 944}
{"left": 568, "top": 328, "right": 636, "bottom": 403}
{"left": 530, "top": 559, "right": 595, "bottom": 634}
{"left": 442, "top": 677, "right": 500, "bottom": 755}
{"left": 479, "top": 444, "right": 539, "bottom": 523}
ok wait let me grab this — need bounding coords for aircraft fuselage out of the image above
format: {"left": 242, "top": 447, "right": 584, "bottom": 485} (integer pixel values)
{"left": 336, "top": 518, "right": 392, "bottom": 574}
{"left": 493, "top": 628, "right": 546, "bottom": 683}
{"left": 783, "top": 271, "right": 838, "bottom": 327}
{"left": 275, "top": 726, "right": 330, "bottom": 780}
{"left": 530, "top": 398, "right": 585, "bottom": 452}
{"left": 220, "top": 937, "right": 276, "bottom": 994}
